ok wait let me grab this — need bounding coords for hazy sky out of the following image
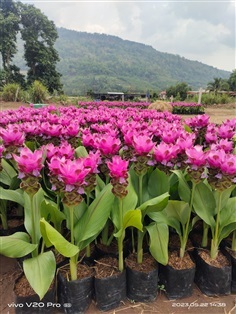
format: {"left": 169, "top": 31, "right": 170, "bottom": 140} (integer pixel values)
{"left": 21, "top": 0, "right": 235, "bottom": 72}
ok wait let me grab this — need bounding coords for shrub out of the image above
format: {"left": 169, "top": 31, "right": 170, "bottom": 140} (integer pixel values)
{"left": 2, "top": 83, "right": 22, "bottom": 102}
{"left": 29, "top": 80, "right": 49, "bottom": 103}
{"left": 148, "top": 101, "right": 173, "bottom": 112}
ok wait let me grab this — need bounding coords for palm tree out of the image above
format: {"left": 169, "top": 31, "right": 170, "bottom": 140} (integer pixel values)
{"left": 207, "top": 77, "right": 229, "bottom": 94}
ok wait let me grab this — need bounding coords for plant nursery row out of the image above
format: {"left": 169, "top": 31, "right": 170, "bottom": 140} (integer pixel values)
{"left": 0, "top": 101, "right": 235, "bottom": 313}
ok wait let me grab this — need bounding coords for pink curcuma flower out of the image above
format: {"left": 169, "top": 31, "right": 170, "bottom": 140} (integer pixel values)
{"left": 13, "top": 147, "right": 44, "bottom": 178}
{"left": 206, "top": 149, "right": 226, "bottom": 169}
{"left": 83, "top": 151, "right": 101, "bottom": 174}
{"left": 107, "top": 155, "right": 129, "bottom": 183}
{"left": 58, "top": 158, "right": 90, "bottom": 192}
{"left": 132, "top": 135, "right": 154, "bottom": 155}
{"left": 0, "top": 125, "right": 25, "bottom": 146}
{"left": 210, "top": 139, "right": 233, "bottom": 154}
{"left": 96, "top": 135, "right": 121, "bottom": 156}
{"left": 153, "top": 142, "right": 178, "bottom": 166}
{"left": 185, "top": 145, "right": 206, "bottom": 168}
{"left": 220, "top": 154, "right": 236, "bottom": 176}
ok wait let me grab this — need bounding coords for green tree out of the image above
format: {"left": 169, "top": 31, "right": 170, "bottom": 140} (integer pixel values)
{"left": 228, "top": 69, "right": 236, "bottom": 91}
{"left": 0, "top": 0, "right": 21, "bottom": 83}
{"left": 207, "top": 77, "right": 229, "bottom": 94}
{"left": 166, "top": 82, "right": 190, "bottom": 101}
{"left": 19, "top": 3, "right": 62, "bottom": 93}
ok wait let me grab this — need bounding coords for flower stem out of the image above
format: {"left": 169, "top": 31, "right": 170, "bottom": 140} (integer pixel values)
{"left": 30, "top": 195, "right": 38, "bottom": 257}
{"left": 210, "top": 191, "right": 222, "bottom": 259}
{"left": 0, "top": 200, "right": 8, "bottom": 230}
{"left": 201, "top": 222, "right": 209, "bottom": 248}
{"left": 180, "top": 181, "right": 196, "bottom": 259}
{"left": 118, "top": 197, "right": 124, "bottom": 272}
{"left": 69, "top": 206, "right": 78, "bottom": 280}
{"left": 232, "top": 230, "right": 236, "bottom": 252}
{"left": 137, "top": 174, "right": 144, "bottom": 263}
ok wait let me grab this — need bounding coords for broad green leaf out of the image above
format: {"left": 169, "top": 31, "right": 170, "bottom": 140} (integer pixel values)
{"left": 214, "top": 185, "right": 236, "bottom": 211}
{"left": 164, "top": 200, "right": 191, "bottom": 226}
{"left": 219, "top": 197, "right": 236, "bottom": 232}
{"left": 0, "top": 188, "right": 24, "bottom": 206}
{"left": 219, "top": 223, "right": 236, "bottom": 244}
{"left": 138, "top": 192, "right": 169, "bottom": 217}
{"left": 111, "top": 175, "right": 138, "bottom": 229}
{"left": 172, "top": 170, "right": 191, "bottom": 203}
{"left": 40, "top": 199, "right": 65, "bottom": 232}
{"left": 146, "top": 222, "right": 169, "bottom": 265}
{"left": 0, "top": 232, "right": 37, "bottom": 258}
{"left": 129, "top": 167, "right": 150, "bottom": 203}
{"left": 24, "top": 188, "right": 45, "bottom": 245}
{"left": 149, "top": 211, "right": 181, "bottom": 236}
{"left": 40, "top": 218, "right": 79, "bottom": 257}
{"left": 74, "top": 184, "right": 115, "bottom": 249}
{"left": 95, "top": 174, "right": 106, "bottom": 196}
{"left": 193, "top": 182, "right": 216, "bottom": 227}
{"left": 23, "top": 251, "right": 56, "bottom": 300}
{"left": 114, "top": 209, "right": 143, "bottom": 238}
{"left": 184, "top": 124, "right": 193, "bottom": 133}
{"left": 0, "top": 159, "right": 17, "bottom": 186}
{"left": 148, "top": 168, "right": 170, "bottom": 197}
{"left": 75, "top": 146, "right": 88, "bottom": 158}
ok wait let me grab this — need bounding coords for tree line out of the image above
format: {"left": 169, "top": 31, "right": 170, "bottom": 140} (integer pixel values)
{"left": 0, "top": 0, "right": 62, "bottom": 93}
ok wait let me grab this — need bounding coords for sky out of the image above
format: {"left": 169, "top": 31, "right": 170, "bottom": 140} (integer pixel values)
{"left": 21, "top": 0, "right": 235, "bottom": 72}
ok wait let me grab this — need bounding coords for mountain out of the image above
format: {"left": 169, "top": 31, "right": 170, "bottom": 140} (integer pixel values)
{"left": 14, "top": 27, "right": 231, "bottom": 95}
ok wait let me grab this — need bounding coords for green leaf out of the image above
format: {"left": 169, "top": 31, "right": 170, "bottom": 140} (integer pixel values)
{"left": 149, "top": 211, "right": 181, "bottom": 236}
{"left": 111, "top": 175, "right": 138, "bottom": 229}
{"left": 114, "top": 209, "right": 143, "bottom": 238}
{"left": 40, "top": 218, "right": 79, "bottom": 257}
{"left": 172, "top": 169, "right": 191, "bottom": 203}
{"left": 219, "top": 197, "right": 236, "bottom": 231}
{"left": 184, "top": 124, "right": 193, "bottom": 133}
{"left": 95, "top": 174, "right": 106, "bottom": 196}
{"left": 74, "top": 184, "right": 115, "bottom": 249}
{"left": 40, "top": 199, "right": 65, "bottom": 231}
{"left": 75, "top": 146, "right": 88, "bottom": 158}
{"left": 0, "top": 232, "right": 37, "bottom": 258}
{"left": 23, "top": 251, "right": 56, "bottom": 300}
{"left": 146, "top": 222, "right": 169, "bottom": 265}
{"left": 219, "top": 223, "right": 236, "bottom": 244}
{"left": 148, "top": 168, "right": 170, "bottom": 197}
{"left": 193, "top": 182, "right": 216, "bottom": 227}
{"left": 0, "top": 187, "right": 24, "bottom": 206}
{"left": 164, "top": 200, "right": 191, "bottom": 226}
{"left": 24, "top": 188, "right": 45, "bottom": 245}
{"left": 138, "top": 192, "right": 169, "bottom": 217}
{"left": 214, "top": 185, "right": 236, "bottom": 211}
{"left": 0, "top": 159, "right": 17, "bottom": 186}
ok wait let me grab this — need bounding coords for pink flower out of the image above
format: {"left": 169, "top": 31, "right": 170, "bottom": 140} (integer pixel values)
{"left": 83, "top": 151, "right": 101, "bottom": 174}
{"left": 210, "top": 139, "right": 233, "bottom": 154}
{"left": 220, "top": 154, "right": 236, "bottom": 176}
{"left": 107, "top": 155, "right": 129, "bottom": 183}
{"left": 0, "top": 125, "right": 25, "bottom": 146}
{"left": 48, "top": 156, "right": 67, "bottom": 176}
{"left": 185, "top": 145, "right": 206, "bottom": 168}
{"left": 97, "top": 135, "right": 121, "bottom": 156}
{"left": 132, "top": 135, "right": 154, "bottom": 155}
{"left": 13, "top": 147, "right": 44, "bottom": 178}
{"left": 217, "top": 124, "right": 234, "bottom": 139}
{"left": 58, "top": 158, "right": 90, "bottom": 191}
{"left": 153, "top": 142, "right": 178, "bottom": 165}
{"left": 206, "top": 149, "right": 226, "bottom": 169}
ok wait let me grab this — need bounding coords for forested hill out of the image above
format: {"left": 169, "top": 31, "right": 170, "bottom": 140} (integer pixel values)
{"left": 54, "top": 28, "right": 230, "bottom": 95}
{"left": 14, "top": 27, "right": 231, "bottom": 95}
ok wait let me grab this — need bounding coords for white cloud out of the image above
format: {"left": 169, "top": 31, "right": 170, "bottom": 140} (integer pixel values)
{"left": 20, "top": 0, "right": 235, "bottom": 71}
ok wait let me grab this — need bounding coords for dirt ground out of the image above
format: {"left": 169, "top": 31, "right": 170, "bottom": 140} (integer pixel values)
{"left": 0, "top": 101, "right": 236, "bottom": 314}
